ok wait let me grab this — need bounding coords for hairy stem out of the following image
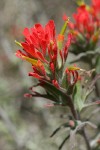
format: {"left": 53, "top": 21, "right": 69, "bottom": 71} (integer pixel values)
{"left": 77, "top": 112, "right": 92, "bottom": 150}
{"left": 68, "top": 98, "right": 78, "bottom": 120}
{"left": 82, "top": 128, "right": 92, "bottom": 150}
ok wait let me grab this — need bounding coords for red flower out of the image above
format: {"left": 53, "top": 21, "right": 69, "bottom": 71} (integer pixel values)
{"left": 92, "top": 0, "right": 100, "bottom": 15}
{"left": 52, "top": 79, "right": 60, "bottom": 89}
{"left": 65, "top": 66, "right": 80, "bottom": 85}
{"left": 64, "top": 0, "right": 100, "bottom": 48}
{"left": 21, "top": 20, "right": 56, "bottom": 63}
{"left": 16, "top": 20, "right": 72, "bottom": 86}
{"left": 73, "top": 5, "right": 94, "bottom": 35}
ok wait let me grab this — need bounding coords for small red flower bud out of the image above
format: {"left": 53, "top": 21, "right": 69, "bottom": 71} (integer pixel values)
{"left": 97, "top": 139, "right": 100, "bottom": 144}
{"left": 52, "top": 80, "right": 60, "bottom": 89}
{"left": 24, "top": 93, "right": 33, "bottom": 98}
{"left": 29, "top": 72, "right": 43, "bottom": 79}
{"left": 63, "top": 14, "right": 68, "bottom": 21}
{"left": 95, "top": 100, "right": 100, "bottom": 104}
{"left": 50, "top": 62, "right": 55, "bottom": 74}
{"left": 69, "top": 120, "right": 75, "bottom": 128}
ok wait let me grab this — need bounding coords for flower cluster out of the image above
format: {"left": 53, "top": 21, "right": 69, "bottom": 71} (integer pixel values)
{"left": 92, "top": 0, "right": 100, "bottom": 19}
{"left": 64, "top": 0, "right": 100, "bottom": 54}
{"left": 16, "top": 20, "right": 80, "bottom": 92}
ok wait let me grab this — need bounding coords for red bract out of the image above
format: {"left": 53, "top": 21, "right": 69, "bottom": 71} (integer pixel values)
{"left": 66, "top": 0, "right": 100, "bottom": 44}
{"left": 65, "top": 66, "right": 80, "bottom": 85}
{"left": 73, "top": 5, "right": 94, "bottom": 36}
{"left": 52, "top": 79, "right": 60, "bottom": 89}
{"left": 16, "top": 20, "right": 75, "bottom": 88}
{"left": 92, "top": 0, "right": 100, "bottom": 19}
{"left": 21, "top": 21, "right": 55, "bottom": 63}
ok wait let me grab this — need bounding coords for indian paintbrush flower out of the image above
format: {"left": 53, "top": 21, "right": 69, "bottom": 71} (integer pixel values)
{"left": 64, "top": 0, "right": 100, "bottom": 54}
{"left": 15, "top": 19, "right": 80, "bottom": 93}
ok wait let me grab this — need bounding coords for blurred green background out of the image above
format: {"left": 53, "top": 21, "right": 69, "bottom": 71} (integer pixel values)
{"left": 1, "top": 0, "right": 99, "bottom": 150}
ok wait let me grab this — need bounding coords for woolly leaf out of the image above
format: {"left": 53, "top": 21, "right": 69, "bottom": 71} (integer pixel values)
{"left": 73, "top": 81, "right": 84, "bottom": 111}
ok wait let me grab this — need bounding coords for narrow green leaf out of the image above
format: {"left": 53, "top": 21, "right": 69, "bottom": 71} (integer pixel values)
{"left": 96, "top": 55, "right": 100, "bottom": 73}
{"left": 59, "top": 135, "right": 70, "bottom": 150}
{"left": 15, "top": 40, "right": 22, "bottom": 47}
{"left": 50, "top": 123, "right": 69, "bottom": 137}
{"left": 60, "top": 18, "right": 69, "bottom": 35}
{"left": 41, "top": 80, "right": 72, "bottom": 106}
{"left": 57, "top": 52, "right": 63, "bottom": 69}
{"left": 73, "top": 82, "right": 84, "bottom": 112}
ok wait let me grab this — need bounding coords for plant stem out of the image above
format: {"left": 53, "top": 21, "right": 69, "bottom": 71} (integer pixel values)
{"left": 77, "top": 112, "right": 92, "bottom": 150}
{"left": 82, "top": 128, "right": 92, "bottom": 150}
{"left": 68, "top": 97, "right": 78, "bottom": 120}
